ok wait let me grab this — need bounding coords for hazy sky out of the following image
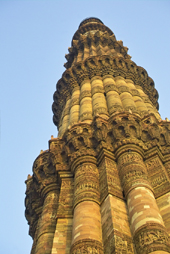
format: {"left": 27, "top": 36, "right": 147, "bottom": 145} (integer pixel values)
{"left": 0, "top": 1, "right": 170, "bottom": 253}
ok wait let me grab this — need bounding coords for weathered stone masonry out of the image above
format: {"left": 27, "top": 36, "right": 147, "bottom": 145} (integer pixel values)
{"left": 25, "top": 18, "right": 170, "bottom": 254}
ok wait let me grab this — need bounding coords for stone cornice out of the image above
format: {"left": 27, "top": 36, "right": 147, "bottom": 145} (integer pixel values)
{"left": 53, "top": 113, "right": 170, "bottom": 162}
{"left": 25, "top": 112, "right": 170, "bottom": 239}
{"left": 50, "top": 113, "right": 170, "bottom": 164}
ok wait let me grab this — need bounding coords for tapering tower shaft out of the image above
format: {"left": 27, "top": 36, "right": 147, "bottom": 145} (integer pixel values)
{"left": 25, "top": 18, "right": 170, "bottom": 254}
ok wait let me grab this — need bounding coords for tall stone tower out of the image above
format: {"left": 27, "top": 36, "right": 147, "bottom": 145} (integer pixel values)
{"left": 25, "top": 18, "right": 170, "bottom": 254}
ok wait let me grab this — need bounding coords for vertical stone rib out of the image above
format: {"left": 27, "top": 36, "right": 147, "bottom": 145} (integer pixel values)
{"left": 51, "top": 172, "right": 73, "bottom": 254}
{"left": 133, "top": 95, "right": 148, "bottom": 114}
{"left": 69, "top": 87, "right": 80, "bottom": 127}
{"left": 79, "top": 79, "right": 93, "bottom": 123}
{"left": 137, "top": 86, "right": 161, "bottom": 120}
{"left": 35, "top": 185, "right": 59, "bottom": 254}
{"left": 115, "top": 77, "right": 137, "bottom": 113}
{"left": 126, "top": 79, "right": 148, "bottom": 116}
{"left": 157, "top": 192, "right": 170, "bottom": 235}
{"left": 98, "top": 150, "right": 135, "bottom": 253}
{"left": 30, "top": 210, "right": 42, "bottom": 254}
{"left": 70, "top": 156, "right": 104, "bottom": 254}
{"left": 58, "top": 97, "right": 71, "bottom": 137}
{"left": 116, "top": 148, "right": 170, "bottom": 254}
{"left": 128, "top": 186, "right": 164, "bottom": 233}
{"left": 91, "top": 76, "right": 108, "bottom": 117}
{"left": 103, "top": 75, "right": 123, "bottom": 115}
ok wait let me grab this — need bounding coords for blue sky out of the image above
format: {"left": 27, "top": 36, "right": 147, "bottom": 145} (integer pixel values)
{"left": 0, "top": 1, "right": 170, "bottom": 253}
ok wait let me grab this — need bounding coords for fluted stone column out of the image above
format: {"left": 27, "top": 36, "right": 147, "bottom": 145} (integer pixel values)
{"left": 98, "top": 149, "right": 135, "bottom": 253}
{"left": 115, "top": 76, "right": 137, "bottom": 113}
{"left": 136, "top": 85, "right": 161, "bottom": 120}
{"left": 69, "top": 87, "right": 80, "bottom": 127}
{"left": 91, "top": 76, "right": 108, "bottom": 118}
{"left": 51, "top": 172, "right": 74, "bottom": 254}
{"left": 103, "top": 75, "right": 123, "bottom": 115}
{"left": 30, "top": 208, "right": 42, "bottom": 254}
{"left": 79, "top": 79, "right": 92, "bottom": 123}
{"left": 70, "top": 155, "right": 104, "bottom": 254}
{"left": 116, "top": 146, "right": 170, "bottom": 254}
{"left": 58, "top": 97, "right": 71, "bottom": 137}
{"left": 124, "top": 79, "right": 148, "bottom": 116}
{"left": 35, "top": 184, "right": 59, "bottom": 254}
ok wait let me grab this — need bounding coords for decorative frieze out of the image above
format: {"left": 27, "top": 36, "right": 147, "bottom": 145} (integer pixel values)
{"left": 104, "top": 230, "right": 134, "bottom": 254}
{"left": 71, "top": 239, "right": 103, "bottom": 254}
{"left": 145, "top": 155, "right": 170, "bottom": 198}
{"left": 134, "top": 224, "right": 170, "bottom": 254}
{"left": 57, "top": 172, "right": 74, "bottom": 217}
{"left": 98, "top": 153, "right": 123, "bottom": 202}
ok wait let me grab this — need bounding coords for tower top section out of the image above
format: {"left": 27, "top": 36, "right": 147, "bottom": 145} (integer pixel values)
{"left": 72, "top": 17, "right": 114, "bottom": 47}
{"left": 65, "top": 18, "right": 130, "bottom": 70}
{"left": 79, "top": 17, "right": 104, "bottom": 27}
{"left": 52, "top": 18, "right": 159, "bottom": 130}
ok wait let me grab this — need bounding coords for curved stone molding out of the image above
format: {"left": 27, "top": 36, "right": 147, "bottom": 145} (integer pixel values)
{"left": 33, "top": 151, "right": 58, "bottom": 193}
{"left": 134, "top": 224, "right": 170, "bottom": 254}
{"left": 71, "top": 239, "right": 103, "bottom": 254}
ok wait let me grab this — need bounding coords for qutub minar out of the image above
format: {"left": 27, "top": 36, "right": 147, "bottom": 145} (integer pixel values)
{"left": 25, "top": 18, "right": 170, "bottom": 254}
